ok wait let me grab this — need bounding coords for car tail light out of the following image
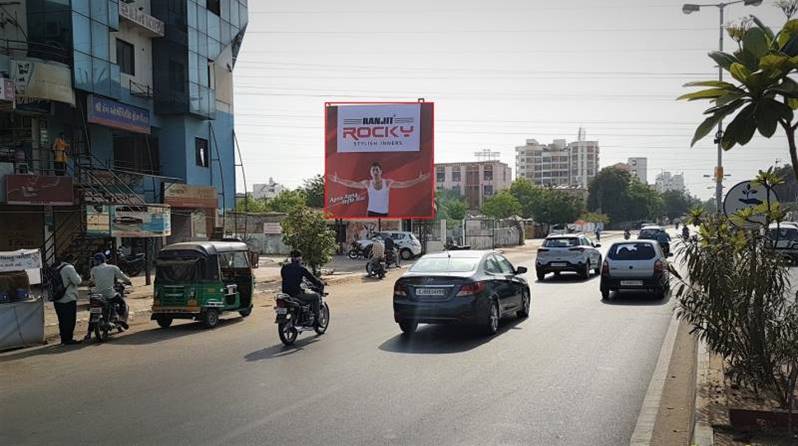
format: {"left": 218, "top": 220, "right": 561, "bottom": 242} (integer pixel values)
{"left": 569, "top": 247, "right": 585, "bottom": 252}
{"left": 654, "top": 260, "right": 665, "bottom": 273}
{"left": 394, "top": 281, "right": 408, "bottom": 297}
{"left": 601, "top": 260, "right": 609, "bottom": 276}
{"left": 457, "top": 281, "right": 486, "bottom": 297}
{"left": 537, "top": 248, "right": 549, "bottom": 253}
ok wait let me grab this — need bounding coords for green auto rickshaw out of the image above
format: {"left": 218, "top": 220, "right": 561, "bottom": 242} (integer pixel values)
{"left": 151, "top": 241, "right": 255, "bottom": 328}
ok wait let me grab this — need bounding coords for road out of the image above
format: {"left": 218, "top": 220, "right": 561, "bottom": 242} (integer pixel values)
{"left": 0, "top": 241, "right": 675, "bottom": 446}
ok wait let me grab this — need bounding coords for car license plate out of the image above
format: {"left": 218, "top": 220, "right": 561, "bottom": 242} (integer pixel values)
{"left": 89, "top": 307, "right": 103, "bottom": 314}
{"left": 275, "top": 307, "right": 287, "bottom": 315}
{"left": 551, "top": 262, "right": 567, "bottom": 267}
{"left": 416, "top": 288, "right": 446, "bottom": 296}
{"left": 621, "top": 280, "right": 643, "bottom": 286}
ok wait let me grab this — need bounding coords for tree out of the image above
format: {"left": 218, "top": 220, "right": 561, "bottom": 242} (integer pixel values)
{"left": 301, "top": 174, "right": 325, "bottom": 209}
{"left": 281, "top": 205, "right": 337, "bottom": 275}
{"left": 679, "top": 16, "right": 798, "bottom": 183}
{"left": 269, "top": 189, "right": 307, "bottom": 213}
{"left": 235, "top": 194, "right": 269, "bottom": 213}
{"left": 580, "top": 212, "right": 609, "bottom": 225}
{"left": 481, "top": 191, "right": 521, "bottom": 219}
{"left": 445, "top": 200, "right": 467, "bottom": 221}
{"left": 661, "top": 190, "right": 691, "bottom": 220}
{"left": 534, "top": 190, "right": 584, "bottom": 225}
{"left": 587, "top": 167, "right": 634, "bottom": 223}
{"left": 627, "top": 179, "right": 663, "bottom": 221}
{"left": 509, "top": 178, "right": 546, "bottom": 219}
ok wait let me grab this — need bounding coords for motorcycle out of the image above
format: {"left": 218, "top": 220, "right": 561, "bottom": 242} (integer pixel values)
{"left": 347, "top": 241, "right": 371, "bottom": 260}
{"left": 274, "top": 282, "right": 330, "bottom": 346}
{"left": 384, "top": 247, "right": 401, "bottom": 268}
{"left": 105, "top": 248, "right": 145, "bottom": 277}
{"left": 366, "top": 257, "right": 386, "bottom": 279}
{"left": 624, "top": 230, "right": 631, "bottom": 240}
{"left": 88, "top": 283, "right": 130, "bottom": 342}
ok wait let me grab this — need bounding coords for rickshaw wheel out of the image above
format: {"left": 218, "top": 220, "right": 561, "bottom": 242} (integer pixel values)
{"left": 278, "top": 321, "right": 298, "bottom": 345}
{"left": 239, "top": 307, "right": 252, "bottom": 318}
{"left": 156, "top": 317, "right": 173, "bottom": 328}
{"left": 315, "top": 303, "right": 330, "bottom": 335}
{"left": 202, "top": 309, "right": 220, "bottom": 328}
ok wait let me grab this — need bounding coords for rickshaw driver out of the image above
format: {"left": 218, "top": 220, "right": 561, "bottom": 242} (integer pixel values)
{"left": 281, "top": 250, "right": 324, "bottom": 319}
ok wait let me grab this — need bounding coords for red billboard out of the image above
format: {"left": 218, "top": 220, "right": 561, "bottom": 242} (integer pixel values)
{"left": 324, "top": 102, "right": 434, "bottom": 219}
{"left": 5, "top": 175, "right": 74, "bottom": 206}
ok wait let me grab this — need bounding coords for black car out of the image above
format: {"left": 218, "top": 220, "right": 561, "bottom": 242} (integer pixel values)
{"left": 393, "top": 251, "right": 531, "bottom": 336}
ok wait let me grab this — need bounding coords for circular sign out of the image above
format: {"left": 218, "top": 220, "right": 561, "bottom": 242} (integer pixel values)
{"left": 723, "top": 180, "right": 780, "bottom": 227}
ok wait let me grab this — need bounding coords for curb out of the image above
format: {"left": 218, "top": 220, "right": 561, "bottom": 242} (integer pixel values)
{"left": 629, "top": 311, "right": 681, "bottom": 446}
{"left": 692, "top": 341, "right": 714, "bottom": 446}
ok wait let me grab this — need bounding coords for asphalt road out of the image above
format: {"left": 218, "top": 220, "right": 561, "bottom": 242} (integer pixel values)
{"left": 0, "top": 241, "right": 675, "bottom": 446}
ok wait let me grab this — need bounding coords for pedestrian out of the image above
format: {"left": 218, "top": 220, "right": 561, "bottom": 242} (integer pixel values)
{"left": 594, "top": 227, "right": 601, "bottom": 242}
{"left": 52, "top": 132, "right": 70, "bottom": 176}
{"left": 54, "top": 255, "right": 83, "bottom": 345}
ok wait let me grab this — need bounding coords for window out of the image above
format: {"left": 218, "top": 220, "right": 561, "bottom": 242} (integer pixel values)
{"left": 543, "top": 238, "right": 579, "bottom": 248}
{"left": 483, "top": 165, "right": 493, "bottom": 181}
{"left": 116, "top": 39, "right": 135, "bottom": 75}
{"left": 483, "top": 184, "right": 493, "bottom": 197}
{"left": 484, "top": 256, "right": 502, "bottom": 274}
{"left": 609, "top": 243, "right": 657, "bottom": 260}
{"left": 495, "top": 256, "right": 515, "bottom": 275}
{"left": 207, "top": 0, "right": 221, "bottom": 15}
{"left": 169, "top": 60, "right": 186, "bottom": 92}
{"left": 436, "top": 167, "right": 445, "bottom": 182}
{"left": 451, "top": 170, "right": 461, "bottom": 182}
{"left": 195, "top": 138, "right": 209, "bottom": 167}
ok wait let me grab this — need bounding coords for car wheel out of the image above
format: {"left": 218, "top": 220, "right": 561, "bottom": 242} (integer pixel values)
{"left": 595, "top": 256, "right": 602, "bottom": 275}
{"left": 156, "top": 317, "right": 173, "bottom": 328}
{"left": 601, "top": 289, "right": 610, "bottom": 300}
{"left": 399, "top": 320, "right": 418, "bottom": 335}
{"left": 580, "top": 261, "right": 591, "bottom": 279}
{"left": 400, "top": 248, "right": 413, "bottom": 260}
{"left": 202, "top": 308, "right": 220, "bottom": 328}
{"left": 536, "top": 271, "right": 545, "bottom": 281}
{"left": 517, "top": 290, "right": 530, "bottom": 319}
{"left": 483, "top": 301, "right": 500, "bottom": 336}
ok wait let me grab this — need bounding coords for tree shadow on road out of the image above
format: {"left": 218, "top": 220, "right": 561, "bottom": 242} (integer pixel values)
{"left": 601, "top": 290, "right": 672, "bottom": 307}
{"left": 378, "top": 318, "right": 525, "bottom": 354}
{"left": 244, "top": 337, "right": 321, "bottom": 362}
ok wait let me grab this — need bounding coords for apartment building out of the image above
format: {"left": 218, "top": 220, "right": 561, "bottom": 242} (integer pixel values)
{"left": 516, "top": 130, "right": 599, "bottom": 188}
{"left": 435, "top": 161, "right": 512, "bottom": 210}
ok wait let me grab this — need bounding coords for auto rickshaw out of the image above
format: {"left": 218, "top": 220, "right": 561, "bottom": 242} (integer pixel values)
{"left": 151, "top": 241, "right": 255, "bottom": 328}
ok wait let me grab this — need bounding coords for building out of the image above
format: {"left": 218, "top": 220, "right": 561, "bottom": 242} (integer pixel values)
{"left": 515, "top": 129, "right": 599, "bottom": 188}
{"left": 435, "top": 160, "right": 512, "bottom": 210}
{"left": 252, "top": 178, "right": 285, "bottom": 200}
{"left": 655, "top": 172, "right": 686, "bottom": 194}
{"left": 0, "top": 0, "right": 248, "bottom": 272}
{"left": 627, "top": 157, "right": 648, "bottom": 184}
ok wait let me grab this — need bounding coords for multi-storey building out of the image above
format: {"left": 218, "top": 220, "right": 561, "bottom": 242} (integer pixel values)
{"left": 655, "top": 171, "right": 686, "bottom": 194}
{"left": 515, "top": 130, "right": 599, "bottom": 188}
{"left": 435, "top": 161, "right": 512, "bottom": 210}
{"left": 627, "top": 157, "right": 648, "bottom": 184}
{"left": 253, "top": 178, "right": 285, "bottom": 200}
{"left": 0, "top": 0, "right": 248, "bottom": 272}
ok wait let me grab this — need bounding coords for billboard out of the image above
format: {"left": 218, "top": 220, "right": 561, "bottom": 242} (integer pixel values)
{"left": 325, "top": 102, "right": 434, "bottom": 219}
{"left": 86, "top": 205, "right": 171, "bottom": 237}
{"left": 5, "top": 175, "right": 74, "bottom": 206}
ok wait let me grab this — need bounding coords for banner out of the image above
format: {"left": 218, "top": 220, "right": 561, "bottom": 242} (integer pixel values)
{"left": 163, "top": 183, "right": 218, "bottom": 208}
{"left": 111, "top": 205, "right": 171, "bottom": 237}
{"left": 325, "top": 102, "right": 434, "bottom": 219}
{"left": 5, "top": 175, "right": 74, "bottom": 206}
{"left": 11, "top": 59, "right": 75, "bottom": 106}
{"left": 0, "top": 249, "right": 42, "bottom": 272}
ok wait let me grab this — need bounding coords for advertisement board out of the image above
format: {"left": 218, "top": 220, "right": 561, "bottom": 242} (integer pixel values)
{"left": 325, "top": 102, "right": 434, "bottom": 219}
{"left": 86, "top": 205, "right": 171, "bottom": 237}
{"left": 11, "top": 59, "right": 75, "bottom": 106}
{"left": 87, "top": 95, "right": 150, "bottom": 134}
{"left": 163, "top": 183, "right": 218, "bottom": 208}
{"left": 5, "top": 175, "right": 74, "bottom": 206}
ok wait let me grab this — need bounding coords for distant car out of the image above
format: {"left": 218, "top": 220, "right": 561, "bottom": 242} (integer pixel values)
{"left": 549, "top": 224, "right": 568, "bottom": 236}
{"left": 767, "top": 223, "right": 798, "bottom": 263}
{"left": 393, "top": 250, "right": 530, "bottom": 336}
{"left": 359, "top": 231, "right": 422, "bottom": 260}
{"left": 638, "top": 225, "right": 671, "bottom": 256}
{"left": 535, "top": 234, "right": 602, "bottom": 280}
{"left": 600, "top": 240, "right": 670, "bottom": 300}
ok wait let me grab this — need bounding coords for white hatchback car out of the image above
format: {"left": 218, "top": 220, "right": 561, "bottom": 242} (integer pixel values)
{"left": 535, "top": 234, "right": 602, "bottom": 280}
{"left": 600, "top": 240, "right": 670, "bottom": 300}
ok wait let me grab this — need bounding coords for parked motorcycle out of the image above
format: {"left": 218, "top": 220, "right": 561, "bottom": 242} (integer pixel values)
{"left": 366, "top": 258, "right": 386, "bottom": 279}
{"left": 105, "top": 248, "right": 145, "bottom": 277}
{"left": 274, "top": 282, "right": 330, "bottom": 346}
{"left": 347, "top": 241, "right": 372, "bottom": 260}
{"left": 88, "top": 283, "right": 130, "bottom": 342}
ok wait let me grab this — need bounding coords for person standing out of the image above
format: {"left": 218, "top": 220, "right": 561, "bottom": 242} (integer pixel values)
{"left": 54, "top": 255, "right": 82, "bottom": 345}
{"left": 52, "top": 132, "right": 70, "bottom": 176}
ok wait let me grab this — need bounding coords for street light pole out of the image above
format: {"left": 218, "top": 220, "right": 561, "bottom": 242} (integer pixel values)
{"left": 682, "top": 0, "right": 762, "bottom": 212}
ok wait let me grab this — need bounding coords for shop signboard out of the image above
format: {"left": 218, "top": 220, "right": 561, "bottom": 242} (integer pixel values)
{"left": 324, "top": 102, "right": 435, "bottom": 219}
{"left": 111, "top": 205, "right": 171, "bottom": 237}
{"left": 119, "top": 3, "right": 165, "bottom": 37}
{"left": 163, "top": 183, "right": 218, "bottom": 208}
{"left": 86, "top": 205, "right": 112, "bottom": 236}
{"left": 87, "top": 95, "right": 150, "bottom": 134}
{"left": 0, "top": 249, "right": 42, "bottom": 273}
{"left": 5, "top": 175, "right": 74, "bottom": 206}
{"left": 11, "top": 59, "right": 75, "bottom": 106}
{"left": 0, "top": 78, "right": 15, "bottom": 102}
{"left": 263, "top": 222, "right": 282, "bottom": 235}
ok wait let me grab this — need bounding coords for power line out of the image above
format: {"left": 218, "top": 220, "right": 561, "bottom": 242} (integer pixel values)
{"left": 244, "top": 27, "right": 718, "bottom": 35}
{"left": 248, "top": 4, "right": 678, "bottom": 15}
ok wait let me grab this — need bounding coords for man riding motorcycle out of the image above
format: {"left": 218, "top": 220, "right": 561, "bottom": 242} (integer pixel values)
{"left": 624, "top": 228, "right": 631, "bottom": 240}
{"left": 86, "top": 252, "right": 131, "bottom": 339}
{"left": 280, "top": 250, "right": 324, "bottom": 319}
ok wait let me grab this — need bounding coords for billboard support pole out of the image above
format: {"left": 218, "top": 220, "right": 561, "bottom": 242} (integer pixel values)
{"left": 378, "top": 218, "right": 381, "bottom": 232}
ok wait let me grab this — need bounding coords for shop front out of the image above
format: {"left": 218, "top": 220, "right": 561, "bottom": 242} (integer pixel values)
{"left": 163, "top": 183, "right": 218, "bottom": 243}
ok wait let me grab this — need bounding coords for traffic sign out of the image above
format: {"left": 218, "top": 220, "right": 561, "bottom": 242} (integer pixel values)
{"left": 723, "top": 180, "right": 780, "bottom": 227}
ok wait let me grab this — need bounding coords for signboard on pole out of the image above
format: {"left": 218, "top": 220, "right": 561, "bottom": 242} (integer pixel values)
{"left": 723, "top": 180, "right": 780, "bottom": 228}
{"left": 324, "top": 102, "right": 434, "bottom": 219}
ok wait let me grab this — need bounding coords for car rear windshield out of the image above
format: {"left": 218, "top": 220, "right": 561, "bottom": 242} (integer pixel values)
{"left": 410, "top": 257, "right": 480, "bottom": 273}
{"left": 543, "top": 238, "right": 579, "bottom": 248}
{"left": 639, "top": 229, "right": 659, "bottom": 239}
{"left": 609, "top": 243, "right": 657, "bottom": 260}
{"left": 768, "top": 228, "right": 798, "bottom": 241}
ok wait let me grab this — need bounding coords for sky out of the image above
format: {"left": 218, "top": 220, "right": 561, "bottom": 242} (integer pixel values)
{"left": 232, "top": 0, "right": 795, "bottom": 200}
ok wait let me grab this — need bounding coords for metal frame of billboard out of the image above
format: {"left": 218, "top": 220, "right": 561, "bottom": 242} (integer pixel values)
{"left": 323, "top": 100, "right": 435, "bottom": 220}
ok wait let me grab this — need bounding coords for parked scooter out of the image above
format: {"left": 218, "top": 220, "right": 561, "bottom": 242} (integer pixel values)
{"left": 87, "top": 283, "right": 130, "bottom": 342}
{"left": 274, "top": 282, "right": 330, "bottom": 346}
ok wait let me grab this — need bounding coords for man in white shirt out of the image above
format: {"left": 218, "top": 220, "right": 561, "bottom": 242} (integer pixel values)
{"left": 54, "top": 255, "right": 83, "bottom": 345}
{"left": 86, "top": 252, "right": 131, "bottom": 339}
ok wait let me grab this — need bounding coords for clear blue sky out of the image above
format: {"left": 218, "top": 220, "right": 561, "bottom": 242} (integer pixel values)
{"left": 233, "top": 0, "right": 793, "bottom": 199}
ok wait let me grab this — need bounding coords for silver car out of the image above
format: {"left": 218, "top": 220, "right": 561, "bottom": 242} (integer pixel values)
{"left": 599, "top": 240, "right": 670, "bottom": 300}
{"left": 535, "top": 234, "right": 602, "bottom": 280}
